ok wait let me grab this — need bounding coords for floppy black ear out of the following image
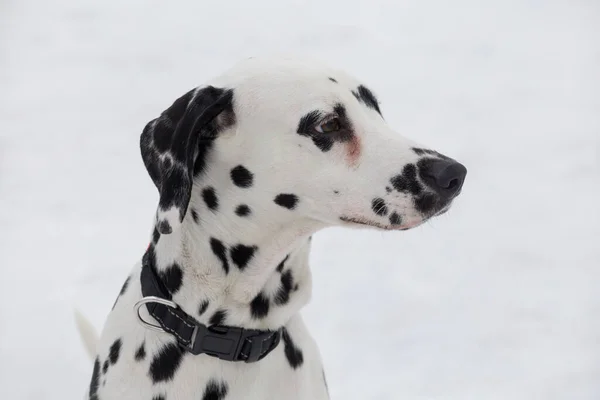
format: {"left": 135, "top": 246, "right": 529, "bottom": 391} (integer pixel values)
{"left": 140, "top": 86, "right": 235, "bottom": 234}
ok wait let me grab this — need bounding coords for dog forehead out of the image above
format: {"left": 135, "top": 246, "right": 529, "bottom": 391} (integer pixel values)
{"left": 209, "top": 56, "right": 362, "bottom": 107}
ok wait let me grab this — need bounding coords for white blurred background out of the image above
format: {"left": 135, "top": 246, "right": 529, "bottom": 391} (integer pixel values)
{"left": 1, "top": 0, "right": 598, "bottom": 398}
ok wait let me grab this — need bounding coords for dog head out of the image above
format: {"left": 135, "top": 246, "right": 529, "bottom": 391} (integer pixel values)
{"left": 140, "top": 57, "right": 466, "bottom": 235}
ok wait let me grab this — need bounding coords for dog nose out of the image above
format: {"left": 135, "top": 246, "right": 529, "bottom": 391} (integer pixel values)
{"left": 420, "top": 159, "right": 467, "bottom": 197}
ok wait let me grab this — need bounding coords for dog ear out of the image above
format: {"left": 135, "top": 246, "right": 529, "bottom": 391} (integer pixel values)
{"left": 140, "top": 86, "right": 235, "bottom": 234}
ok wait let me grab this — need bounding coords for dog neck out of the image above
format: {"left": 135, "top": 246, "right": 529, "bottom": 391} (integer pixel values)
{"left": 144, "top": 181, "right": 326, "bottom": 330}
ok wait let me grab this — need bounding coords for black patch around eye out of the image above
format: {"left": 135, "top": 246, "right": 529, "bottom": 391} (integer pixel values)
{"left": 297, "top": 106, "right": 353, "bottom": 152}
{"left": 198, "top": 300, "right": 210, "bottom": 316}
{"left": 312, "top": 136, "right": 334, "bottom": 152}
{"left": 389, "top": 212, "right": 402, "bottom": 225}
{"left": 274, "top": 193, "right": 299, "bottom": 210}
{"left": 102, "top": 359, "right": 109, "bottom": 374}
{"left": 371, "top": 198, "right": 389, "bottom": 216}
{"left": 282, "top": 328, "right": 304, "bottom": 369}
{"left": 352, "top": 85, "right": 382, "bottom": 115}
{"left": 230, "top": 244, "right": 257, "bottom": 270}
{"left": 328, "top": 77, "right": 338, "bottom": 83}
{"left": 235, "top": 204, "right": 251, "bottom": 217}
{"left": 158, "top": 263, "right": 183, "bottom": 295}
{"left": 209, "top": 310, "right": 227, "bottom": 326}
{"left": 149, "top": 343, "right": 185, "bottom": 383}
{"left": 191, "top": 208, "right": 199, "bottom": 224}
{"left": 89, "top": 358, "right": 100, "bottom": 400}
{"left": 297, "top": 110, "right": 322, "bottom": 134}
{"left": 202, "top": 187, "right": 219, "bottom": 211}
{"left": 230, "top": 165, "right": 254, "bottom": 188}
{"left": 201, "top": 380, "right": 229, "bottom": 400}
{"left": 250, "top": 292, "right": 270, "bottom": 319}
{"left": 210, "top": 238, "right": 229, "bottom": 274}
{"left": 135, "top": 342, "right": 146, "bottom": 361}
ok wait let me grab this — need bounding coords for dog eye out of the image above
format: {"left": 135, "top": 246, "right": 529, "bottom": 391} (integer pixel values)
{"left": 315, "top": 118, "right": 341, "bottom": 134}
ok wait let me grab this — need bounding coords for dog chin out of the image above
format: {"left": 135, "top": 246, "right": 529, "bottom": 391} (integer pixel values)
{"left": 339, "top": 215, "right": 424, "bottom": 231}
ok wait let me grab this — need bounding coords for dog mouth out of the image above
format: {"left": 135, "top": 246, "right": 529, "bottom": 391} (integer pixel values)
{"left": 339, "top": 216, "right": 422, "bottom": 231}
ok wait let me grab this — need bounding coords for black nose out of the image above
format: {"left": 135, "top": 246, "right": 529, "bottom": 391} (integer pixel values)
{"left": 420, "top": 159, "right": 467, "bottom": 198}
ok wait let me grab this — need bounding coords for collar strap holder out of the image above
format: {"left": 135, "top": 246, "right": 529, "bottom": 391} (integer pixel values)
{"left": 137, "top": 263, "right": 281, "bottom": 363}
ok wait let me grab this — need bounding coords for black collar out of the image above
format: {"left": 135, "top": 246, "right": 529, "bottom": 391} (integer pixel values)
{"left": 138, "top": 262, "right": 281, "bottom": 362}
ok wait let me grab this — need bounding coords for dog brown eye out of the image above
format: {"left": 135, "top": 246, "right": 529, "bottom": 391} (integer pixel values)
{"left": 315, "top": 118, "right": 341, "bottom": 133}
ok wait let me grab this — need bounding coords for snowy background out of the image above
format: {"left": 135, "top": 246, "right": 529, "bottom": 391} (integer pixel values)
{"left": 1, "top": 0, "right": 599, "bottom": 398}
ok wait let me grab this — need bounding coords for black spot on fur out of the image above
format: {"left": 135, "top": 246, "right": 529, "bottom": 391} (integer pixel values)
{"left": 89, "top": 357, "right": 101, "bottom": 400}
{"left": 108, "top": 338, "right": 122, "bottom": 365}
{"left": 235, "top": 204, "right": 251, "bottom": 217}
{"left": 149, "top": 343, "right": 185, "bottom": 383}
{"left": 275, "top": 270, "right": 294, "bottom": 305}
{"left": 191, "top": 208, "right": 199, "bottom": 224}
{"left": 390, "top": 163, "right": 422, "bottom": 195}
{"left": 328, "top": 77, "right": 338, "bottom": 83}
{"left": 209, "top": 310, "right": 227, "bottom": 326}
{"left": 282, "top": 328, "right": 304, "bottom": 369}
{"left": 135, "top": 342, "right": 146, "bottom": 361}
{"left": 202, "top": 187, "right": 219, "bottom": 211}
{"left": 158, "top": 263, "right": 183, "bottom": 295}
{"left": 274, "top": 194, "right": 299, "bottom": 210}
{"left": 102, "top": 359, "right": 109, "bottom": 374}
{"left": 415, "top": 193, "right": 437, "bottom": 214}
{"left": 158, "top": 219, "right": 172, "bottom": 234}
{"left": 385, "top": 186, "right": 392, "bottom": 193}
{"left": 153, "top": 396, "right": 165, "bottom": 400}
{"left": 201, "top": 380, "right": 228, "bottom": 400}
{"left": 352, "top": 85, "right": 382, "bottom": 115}
{"left": 230, "top": 244, "right": 257, "bottom": 270}
{"left": 276, "top": 254, "right": 289, "bottom": 273}
{"left": 210, "top": 238, "right": 229, "bottom": 274}
{"left": 250, "top": 292, "right": 270, "bottom": 319}
{"left": 198, "top": 300, "right": 210, "bottom": 316}
{"left": 389, "top": 212, "right": 402, "bottom": 225}
{"left": 333, "top": 190, "right": 339, "bottom": 195}
{"left": 230, "top": 165, "right": 254, "bottom": 188}
{"left": 371, "top": 198, "right": 388, "bottom": 216}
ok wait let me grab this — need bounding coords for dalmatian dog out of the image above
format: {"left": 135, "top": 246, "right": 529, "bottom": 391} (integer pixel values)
{"left": 78, "top": 56, "right": 467, "bottom": 400}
